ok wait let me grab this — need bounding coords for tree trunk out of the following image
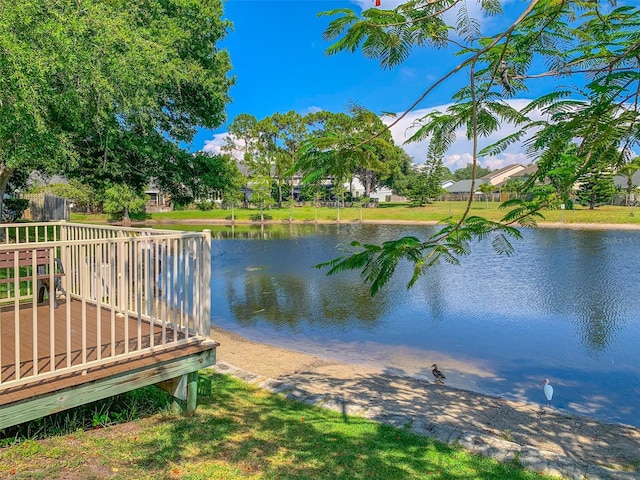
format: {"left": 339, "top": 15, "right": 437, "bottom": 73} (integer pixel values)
{"left": 290, "top": 178, "right": 294, "bottom": 203}
{"left": 364, "top": 170, "right": 372, "bottom": 198}
{"left": 123, "top": 206, "right": 132, "bottom": 225}
{"left": 0, "top": 166, "right": 16, "bottom": 223}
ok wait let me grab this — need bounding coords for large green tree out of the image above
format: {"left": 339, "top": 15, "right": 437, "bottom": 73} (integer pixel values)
{"left": 103, "top": 185, "right": 147, "bottom": 223}
{"left": 294, "top": 106, "right": 406, "bottom": 201}
{"left": 246, "top": 111, "right": 309, "bottom": 207}
{"left": 576, "top": 161, "right": 616, "bottom": 209}
{"left": 161, "top": 151, "right": 244, "bottom": 207}
{"left": 269, "top": 111, "right": 308, "bottom": 207}
{"left": 452, "top": 163, "right": 492, "bottom": 181}
{"left": 223, "top": 113, "right": 261, "bottom": 169}
{"left": 350, "top": 107, "right": 409, "bottom": 198}
{"left": 405, "top": 158, "right": 447, "bottom": 206}
{"left": 0, "top": 0, "right": 232, "bottom": 215}
{"left": 617, "top": 157, "right": 640, "bottom": 207}
{"left": 223, "top": 113, "right": 271, "bottom": 207}
{"left": 316, "top": 0, "right": 640, "bottom": 294}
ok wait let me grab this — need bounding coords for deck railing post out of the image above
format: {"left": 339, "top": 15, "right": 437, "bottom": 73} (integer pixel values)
{"left": 117, "top": 233, "right": 127, "bottom": 315}
{"left": 0, "top": 222, "right": 217, "bottom": 391}
{"left": 201, "top": 230, "right": 211, "bottom": 338}
{"left": 59, "top": 221, "right": 68, "bottom": 295}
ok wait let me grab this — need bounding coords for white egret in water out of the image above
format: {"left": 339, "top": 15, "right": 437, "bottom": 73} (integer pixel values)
{"left": 540, "top": 378, "right": 553, "bottom": 407}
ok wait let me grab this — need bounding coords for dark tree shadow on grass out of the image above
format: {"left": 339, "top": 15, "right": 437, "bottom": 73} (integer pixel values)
{"left": 133, "top": 372, "right": 549, "bottom": 479}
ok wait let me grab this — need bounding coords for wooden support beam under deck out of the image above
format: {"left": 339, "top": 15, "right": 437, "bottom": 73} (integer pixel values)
{"left": 0, "top": 343, "right": 218, "bottom": 431}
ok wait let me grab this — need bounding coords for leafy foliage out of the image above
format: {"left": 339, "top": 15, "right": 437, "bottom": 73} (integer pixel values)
{"left": 161, "top": 152, "right": 244, "bottom": 208}
{"left": 27, "top": 180, "right": 99, "bottom": 213}
{"left": 452, "top": 163, "right": 492, "bottom": 181}
{"left": 103, "top": 185, "right": 147, "bottom": 221}
{"left": 406, "top": 158, "right": 447, "bottom": 206}
{"left": 316, "top": 0, "right": 640, "bottom": 294}
{"left": 0, "top": 0, "right": 232, "bottom": 214}
{"left": 318, "top": 216, "right": 521, "bottom": 295}
{"left": 1, "top": 199, "right": 29, "bottom": 223}
{"left": 293, "top": 106, "right": 408, "bottom": 199}
{"left": 576, "top": 162, "right": 617, "bottom": 209}
{"left": 617, "top": 157, "right": 640, "bottom": 205}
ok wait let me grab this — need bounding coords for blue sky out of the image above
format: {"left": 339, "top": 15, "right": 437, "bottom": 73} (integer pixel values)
{"left": 195, "top": 0, "right": 548, "bottom": 171}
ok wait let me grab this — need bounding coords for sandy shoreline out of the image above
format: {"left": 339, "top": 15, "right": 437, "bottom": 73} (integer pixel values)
{"left": 210, "top": 325, "right": 640, "bottom": 478}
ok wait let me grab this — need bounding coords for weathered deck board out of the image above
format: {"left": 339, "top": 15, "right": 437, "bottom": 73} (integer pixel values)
{"left": 0, "top": 298, "right": 215, "bottom": 408}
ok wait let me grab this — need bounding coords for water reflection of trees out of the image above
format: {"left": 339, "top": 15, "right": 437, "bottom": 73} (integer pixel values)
{"left": 520, "top": 229, "right": 625, "bottom": 354}
{"left": 226, "top": 271, "right": 390, "bottom": 332}
{"left": 209, "top": 223, "right": 321, "bottom": 240}
{"left": 569, "top": 231, "right": 624, "bottom": 354}
{"left": 318, "top": 278, "right": 389, "bottom": 327}
{"left": 215, "top": 224, "right": 633, "bottom": 354}
{"left": 409, "top": 261, "right": 447, "bottom": 321}
{"left": 227, "top": 273, "right": 311, "bottom": 329}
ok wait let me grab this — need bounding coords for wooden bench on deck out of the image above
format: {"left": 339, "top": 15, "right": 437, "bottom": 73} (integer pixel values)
{"left": 0, "top": 249, "right": 66, "bottom": 308}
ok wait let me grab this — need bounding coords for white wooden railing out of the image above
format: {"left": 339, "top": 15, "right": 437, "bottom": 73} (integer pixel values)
{"left": 0, "top": 221, "right": 211, "bottom": 388}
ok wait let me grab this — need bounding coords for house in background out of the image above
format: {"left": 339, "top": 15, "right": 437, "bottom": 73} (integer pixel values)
{"left": 505, "top": 164, "right": 538, "bottom": 182}
{"left": 145, "top": 179, "right": 172, "bottom": 212}
{"left": 480, "top": 164, "right": 526, "bottom": 186}
{"left": 614, "top": 169, "right": 640, "bottom": 190}
{"left": 442, "top": 164, "right": 538, "bottom": 201}
{"left": 347, "top": 177, "right": 396, "bottom": 203}
{"left": 614, "top": 169, "right": 640, "bottom": 205}
{"left": 441, "top": 179, "right": 455, "bottom": 190}
{"left": 443, "top": 179, "right": 489, "bottom": 200}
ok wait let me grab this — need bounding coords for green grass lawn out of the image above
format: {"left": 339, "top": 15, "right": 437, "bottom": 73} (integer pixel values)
{"left": 71, "top": 201, "right": 640, "bottom": 226}
{"left": 0, "top": 372, "right": 557, "bottom": 480}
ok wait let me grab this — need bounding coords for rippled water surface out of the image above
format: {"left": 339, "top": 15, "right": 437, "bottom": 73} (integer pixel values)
{"left": 206, "top": 223, "right": 640, "bottom": 426}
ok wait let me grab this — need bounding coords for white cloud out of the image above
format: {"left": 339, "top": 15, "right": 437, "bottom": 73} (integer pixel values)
{"left": 482, "top": 152, "right": 531, "bottom": 171}
{"left": 202, "top": 133, "right": 228, "bottom": 155}
{"left": 443, "top": 153, "right": 474, "bottom": 172}
{"left": 302, "top": 105, "right": 323, "bottom": 115}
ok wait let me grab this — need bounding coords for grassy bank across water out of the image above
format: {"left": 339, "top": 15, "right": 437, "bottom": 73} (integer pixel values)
{"left": 72, "top": 201, "right": 640, "bottom": 227}
{"left": 0, "top": 371, "right": 556, "bottom": 480}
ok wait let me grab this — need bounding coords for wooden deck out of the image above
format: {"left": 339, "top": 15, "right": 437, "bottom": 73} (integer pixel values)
{"left": 0, "top": 297, "right": 218, "bottom": 429}
{"left": 0, "top": 222, "right": 215, "bottom": 431}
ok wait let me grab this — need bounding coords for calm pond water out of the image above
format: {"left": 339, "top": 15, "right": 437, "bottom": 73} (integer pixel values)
{"left": 205, "top": 223, "right": 640, "bottom": 426}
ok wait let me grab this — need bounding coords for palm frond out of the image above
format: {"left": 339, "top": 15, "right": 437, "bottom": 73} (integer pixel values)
{"left": 521, "top": 91, "right": 573, "bottom": 114}
{"left": 456, "top": 2, "right": 480, "bottom": 41}
{"left": 481, "top": 0, "right": 503, "bottom": 16}
{"left": 491, "top": 233, "right": 515, "bottom": 256}
{"left": 320, "top": 9, "right": 359, "bottom": 41}
{"left": 479, "top": 131, "right": 525, "bottom": 157}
